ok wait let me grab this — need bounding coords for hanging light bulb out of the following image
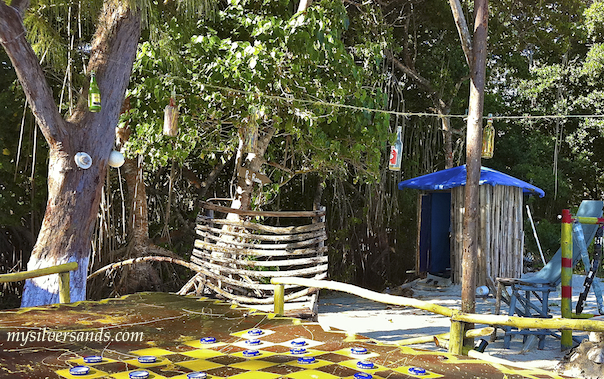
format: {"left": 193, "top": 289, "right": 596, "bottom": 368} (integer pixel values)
{"left": 482, "top": 113, "right": 495, "bottom": 159}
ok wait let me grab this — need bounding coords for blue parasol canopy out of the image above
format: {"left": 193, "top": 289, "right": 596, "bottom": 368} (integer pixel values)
{"left": 398, "top": 165, "right": 545, "bottom": 198}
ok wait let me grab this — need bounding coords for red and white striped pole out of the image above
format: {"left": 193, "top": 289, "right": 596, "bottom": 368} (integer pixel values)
{"left": 561, "top": 209, "right": 573, "bottom": 350}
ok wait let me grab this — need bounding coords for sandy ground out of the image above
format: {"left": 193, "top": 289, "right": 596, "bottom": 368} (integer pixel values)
{"left": 315, "top": 274, "right": 601, "bottom": 372}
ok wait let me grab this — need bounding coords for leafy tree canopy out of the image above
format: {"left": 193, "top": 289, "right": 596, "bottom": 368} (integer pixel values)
{"left": 123, "top": 0, "right": 390, "bottom": 189}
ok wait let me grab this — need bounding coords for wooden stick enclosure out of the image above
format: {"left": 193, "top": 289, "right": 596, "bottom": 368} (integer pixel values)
{"left": 0, "top": 262, "right": 78, "bottom": 304}
{"left": 184, "top": 201, "right": 327, "bottom": 308}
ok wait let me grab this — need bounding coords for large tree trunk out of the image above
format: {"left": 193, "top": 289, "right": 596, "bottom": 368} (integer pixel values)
{"left": 0, "top": 3, "right": 141, "bottom": 306}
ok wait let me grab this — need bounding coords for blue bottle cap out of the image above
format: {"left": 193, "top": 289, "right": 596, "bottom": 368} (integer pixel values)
{"left": 290, "top": 348, "right": 307, "bottom": 355}
{"left": 408, "top": 367, "right": 427, "bottom": 375}
{"left": 354, "top": 373, "right": 373, "bottom": 379}
{"left": 83, "top": 355, "right": 103, "bottom": 363}
{"left": 187, "top": 372, "right": 208, "bottom": 379}
{"left": 297, "top": 356, "right": 316, "bottom": 364}
{"left": 137, "top": 356, "right": 156, "bottom": 364}
{"left": 291, "top": 339, "right": 307, "bottom": 346}
{"left": 243, "top": 350, "right": 261, "bottom": 357}
{"left": 356, "top": 360, "right": 375, "bottom": 370}
{"left": 351, "top": 347, "right": 368, "bottom": 355}
{"left": 200, "top": 337, "right": 217, "bottom": 344}
{"left": 69, "top": 366, "right": 90, "bottom": 376}
{"left": 129, "top": 371, "right": 150, "bottom": 379}
{"left": 247, "top": 328, "right": 264, "bottom": 336}
{"left": 245, "top": 338, "right": 261, "bottom": 346}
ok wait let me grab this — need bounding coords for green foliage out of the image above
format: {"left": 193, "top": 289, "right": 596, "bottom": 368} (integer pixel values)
{"left": 585, "top": 1, "right": 604, "bottom": 42}
{"left": 124, "top": 0, "right": 389, "bottom": 184}
{"left": 0, "top": 50, "right": 48, "bottom": 226}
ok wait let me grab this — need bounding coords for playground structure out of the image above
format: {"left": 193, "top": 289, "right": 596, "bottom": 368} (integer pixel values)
{"left": 494, "top": 200, "right": 604, "bottom": 349}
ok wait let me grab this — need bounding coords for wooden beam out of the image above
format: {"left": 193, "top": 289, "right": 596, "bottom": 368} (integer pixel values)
{"left": 200, "top": 201, "right": 325, "bottom": 218}
{"left": 0, "top": 262, "right": 78, "bottom": 283}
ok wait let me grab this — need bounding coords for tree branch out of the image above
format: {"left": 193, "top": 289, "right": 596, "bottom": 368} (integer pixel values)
{"left": 449, "top": 0, "right": 473, "bottom": 68}
{"left": 9, "top": 0, "right": 29, "bottom": 17}
{"left": 0, "top": 3, "right": 65, "bottom": 146}
{"left": 385, "top": 51, "right": 436, "bottom": 93}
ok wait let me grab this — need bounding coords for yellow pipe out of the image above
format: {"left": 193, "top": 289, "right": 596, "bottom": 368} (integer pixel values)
{"left": 575, "top": 216, "right": 603, "bottom": 225}
{"left": 0, "top": 262, "right": 78, "bottom": 283}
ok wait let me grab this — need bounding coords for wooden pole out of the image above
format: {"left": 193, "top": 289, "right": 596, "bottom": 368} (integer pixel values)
{"left": 0, "top": 262, "right": 78, "bottom": 283}
{"left": 274, "top": 284, "right": 285, "bottom": 315}
{"left": 272, "top": 277, "right": 454, "bottom": 317}
{"left": 461, "top": 0, "right": 489, "bottom": 348}
{"left": 271, "top": 277, "right": 604, "bottom": 341}
{"left": 396, "top": 327, "right": 494, "bottom": 346}
{"left": 561, "top": 209, "right": 573, "bottom": 350}
{"left": 448, "top": 311, "right": 465, "bottom": 355}
{"left": 58, "top": 272, "right": 70, "bottom": 303}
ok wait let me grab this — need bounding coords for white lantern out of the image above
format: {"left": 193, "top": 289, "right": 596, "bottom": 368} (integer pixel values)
{"left": 108, "top": 150, "right": 125, "bottom": 168}
{"left": 74, "top": 152, "right": 92, "bottom": 169}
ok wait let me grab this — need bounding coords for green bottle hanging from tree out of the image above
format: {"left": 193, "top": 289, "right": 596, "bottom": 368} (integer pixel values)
{"left": 88, "top": 71, "right": 101, "bottom": 112}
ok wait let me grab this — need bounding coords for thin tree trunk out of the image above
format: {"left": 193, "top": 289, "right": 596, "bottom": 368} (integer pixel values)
{"left": 230, "top": 126, "right": 275, "bottom": 214}
{"left": 462, "top": 0, "right": 488, "bottom": 321}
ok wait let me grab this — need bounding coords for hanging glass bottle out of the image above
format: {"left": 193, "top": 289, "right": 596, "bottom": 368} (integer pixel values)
{"left": 245, "top": 109, "right": 259, "bottom": 153}
{"left": 389, "top": 126, "right": 403, "bottom": 171}
{"left": 482, "top": 114, "right": 495, "bottom": 159}
{"left": 163, "top": 96, "right": 179, "bottom": 136}
{"left": 88, "top": 71, "right": 101, "bottom": 112}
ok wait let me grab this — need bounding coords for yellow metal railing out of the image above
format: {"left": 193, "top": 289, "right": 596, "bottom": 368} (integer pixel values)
{"left": 272, "top": 276, "right": 604, "bottom": 355}
{"left": 0, "top": 262, "right": 78, "bottom": 304}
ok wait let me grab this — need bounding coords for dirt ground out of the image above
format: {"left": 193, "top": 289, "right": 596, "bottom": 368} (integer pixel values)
{"left": 315, "top": 274, "right": 601, "bottom": 373}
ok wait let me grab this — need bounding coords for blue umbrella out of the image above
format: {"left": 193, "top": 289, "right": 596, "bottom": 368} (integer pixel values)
{"left": 398, "top": 165, "right": 545, "bottom": 198}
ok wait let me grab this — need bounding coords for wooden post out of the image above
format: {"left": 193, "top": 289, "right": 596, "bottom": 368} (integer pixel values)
{"left": 461, "top": 0, "right": 489, "bottom": 349}
{"left": 449, "top": 312, "right": 465, "bottom": 355}
{"left": 58, "top": 272, "right": 70, "bottom": 303}
{"left": 561, "top": 209, "right": 573, "bottom": 350}
{"left": 274, "top": 284, "right": 285, "bottom": 316}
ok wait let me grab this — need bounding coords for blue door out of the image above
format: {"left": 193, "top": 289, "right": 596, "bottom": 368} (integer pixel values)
{"left": 419, "top": 192, "right": 451, "bottom": 276}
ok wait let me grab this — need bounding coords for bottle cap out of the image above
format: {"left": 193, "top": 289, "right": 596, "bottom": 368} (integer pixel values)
{"left": 243, "top": 350, "right": 260, "bottom": 357}
{"left": 297, "top": 356, "right": 316, "bottom": 364}
{"left": 356, "top": 361, "right": 375, "bottom": 370}
{"left": 129, "top": 371, "right": 150, "bottom": 379}
{"left": 83, "top": 355, "right": 103, "bottom": 363}
{"left": 69, "top": 366, "right": 90, "bottom": 376}
{"left": 137, "top": 356, "right": 156, "bottom": 364}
